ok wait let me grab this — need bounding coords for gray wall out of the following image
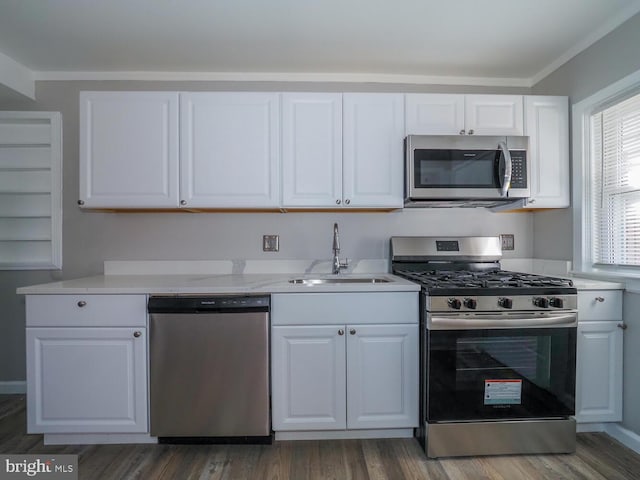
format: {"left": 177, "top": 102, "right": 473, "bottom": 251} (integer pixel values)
{"left": 531, "top": 11, "right": 640, "bottom": 261}
{"left": 532, "top": 11, "right": 640, "bottom": 437}
{"left": 0, "top": 80, "right": 533, "bottom": 382}
{"left": 623, "top": 292, "right": 640, "bottom": 434}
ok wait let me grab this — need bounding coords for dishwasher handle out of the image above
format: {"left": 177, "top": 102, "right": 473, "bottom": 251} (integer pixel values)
{"left": 148, "top": 295, "right": 270, "bottom": 314}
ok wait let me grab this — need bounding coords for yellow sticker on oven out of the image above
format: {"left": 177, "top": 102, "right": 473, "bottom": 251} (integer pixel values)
{"left": 484, "top": 379, "right": 522, "bottom": 405}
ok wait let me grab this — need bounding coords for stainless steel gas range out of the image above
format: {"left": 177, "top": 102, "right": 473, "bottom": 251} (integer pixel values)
{"left": 391, "top": 236, "right": 577, "bottom": 458}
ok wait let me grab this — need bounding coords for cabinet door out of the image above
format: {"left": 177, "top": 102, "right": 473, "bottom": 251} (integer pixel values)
{"left": 272, "top": 325, "right": 346, "bottom": 431}
{"left": 343, "top": 93, "right": 405, "bottom": 208}
{"left": 575, "top": 321, "right": 623, "bottom": 423}
{"left": 180, "top": 92, "right": 280, "bottom": 207}
{"left": 405, "top": 94, "right": 465, "bottom": 135}
{"left": 346, "top": 324, "right": 418, "bottom": 429}
{"left": 524, "top": 96, "right": 570, "bottom": 208}
{"left": 79, "top": 91, "right": 179, "bottom": 208}
{"left": 26, "top": 327, "right": 148, "bottom": 433}
{"left": 281, "top": 93, "right": 342, "bottom": 207}
{"left": 465, "top": 95, "right": 524, "bottom": 136}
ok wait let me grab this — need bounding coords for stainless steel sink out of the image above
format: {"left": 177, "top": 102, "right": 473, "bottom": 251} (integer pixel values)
{"left": 289, "top": 277, "right": 391, "bottom": 285}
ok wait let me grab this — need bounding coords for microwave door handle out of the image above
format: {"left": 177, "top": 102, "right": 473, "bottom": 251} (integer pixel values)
{"left": 498, "top": 141, "right": 512, "bottom": 197}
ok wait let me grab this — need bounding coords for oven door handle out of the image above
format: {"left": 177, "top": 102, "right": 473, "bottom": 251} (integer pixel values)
{"left": 430, "top": 313, "right": 577, "bottom": 329}
{"left": 498, "top": 141, "right": 512, "bottom": 197}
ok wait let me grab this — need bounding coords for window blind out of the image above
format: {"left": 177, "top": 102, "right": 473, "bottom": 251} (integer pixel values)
{"left": 0, "top": 112, "right": 62, "bottom": 270}
{"left": 591, "top": 91, "right": 640, "bottom": 266}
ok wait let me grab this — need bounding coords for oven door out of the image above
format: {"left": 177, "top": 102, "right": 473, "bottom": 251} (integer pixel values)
{"left": 425, "top": 316, "right": 576, "bottom": 422}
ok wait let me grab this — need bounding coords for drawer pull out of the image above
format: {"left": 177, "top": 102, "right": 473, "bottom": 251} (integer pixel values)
{"left": 338, "top": 329, "right": 344, "bottom": 336}
{"left": 77, "top": 301, "right": 87, "bottom": 307}
{"left": 595, "top": 297, "right": 605, "bottom": 303}
{"left": 133, "top": 331, "right": 142, "bottom": 338}
{"left": 618, "top": 323, "right": 627, "bottom": 330}
{"left": 350, "top": 328, "right": 356, "bottom": 335}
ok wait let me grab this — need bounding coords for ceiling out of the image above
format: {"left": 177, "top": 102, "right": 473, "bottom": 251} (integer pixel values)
{"left": 1, "top": 0, "right": 640, "bottom": 88}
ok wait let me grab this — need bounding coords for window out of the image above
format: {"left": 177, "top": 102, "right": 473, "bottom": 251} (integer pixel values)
{"left": 0, "top": 112, "right": 62, "bottom": 270}
{"left": 590, "top": 92, "right": 640, "bottom": 267}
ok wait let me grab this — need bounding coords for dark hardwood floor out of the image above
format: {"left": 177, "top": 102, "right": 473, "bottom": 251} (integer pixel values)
{"left": 2, "top": 394, "right": 640, "bottom": 479}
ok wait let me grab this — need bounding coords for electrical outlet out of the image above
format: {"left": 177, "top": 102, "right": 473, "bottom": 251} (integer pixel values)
{"left": 263, "top": 235, "right": 279, "bottom": 252}
{"left": 500, "top": 234, "right": 515, "bottom": 251}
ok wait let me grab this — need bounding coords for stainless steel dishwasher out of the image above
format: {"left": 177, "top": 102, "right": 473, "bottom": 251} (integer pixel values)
{"left": 148, "top": 295, "right": 271, "bottom": 443}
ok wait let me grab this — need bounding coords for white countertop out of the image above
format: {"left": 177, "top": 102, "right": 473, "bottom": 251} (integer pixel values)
{"left": 16, "top": 272, "right": 420, "bottom": 295}
{"left": 16, "top": 258, "right": 626, "bottom": 295}
{"left": 501, "top": 258, "right": 625, "bottom": 290}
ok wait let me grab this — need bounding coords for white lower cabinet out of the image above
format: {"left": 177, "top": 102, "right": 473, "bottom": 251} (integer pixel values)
{"left": 345, "top": 323, "right": 418, "bottom": 429}
{"left": 575, "top": 321, "right": 623, "bottom": 423}
{"left": 272, "top": 325, "right": 347, "bottom": 430}
{"left": 26, "top": 327, "right": 148, "bottom": 433}
{"left": 271, "top": 292, "right": 419, "bottom": 433}
{"left": 575, "top": 289, "right": 624, "bottom": 424}
{"left": 25, "top": 294, "right": 148, "bottom": 435}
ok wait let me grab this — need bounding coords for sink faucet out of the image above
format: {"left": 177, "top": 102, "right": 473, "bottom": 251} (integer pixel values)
{"left": 332, "top": 223, "right": 349, "bottom": 274}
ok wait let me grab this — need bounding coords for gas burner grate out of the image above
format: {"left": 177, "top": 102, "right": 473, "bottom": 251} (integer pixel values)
{"left": 394, "top": 269, "right": 574, "bottom": 291}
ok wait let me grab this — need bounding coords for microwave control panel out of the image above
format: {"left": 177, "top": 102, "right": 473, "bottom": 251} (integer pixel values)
{"left": 509, "top": 152, "right": 527, "bottom": 188}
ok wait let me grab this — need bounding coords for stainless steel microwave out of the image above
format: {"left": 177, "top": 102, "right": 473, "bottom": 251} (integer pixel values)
{"left": 405, "top": 135, "right": 530, "bottom": 207}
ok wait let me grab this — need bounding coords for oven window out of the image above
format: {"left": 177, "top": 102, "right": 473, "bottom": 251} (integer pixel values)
{"left": 427, "top": 327, "right": 576, "bottom": 422}
{"left": 414, "top": 149, "right": 500, "bottom": 188}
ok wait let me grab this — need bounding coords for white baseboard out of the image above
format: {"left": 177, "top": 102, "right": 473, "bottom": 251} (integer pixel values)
{"left": 604, "top": 423, "right": 640, "bottom": 455}
{"left": 44, "top": 433, "right": 158, "bottom": 445}
{"left": 275, "top": 428, "right": 413, "bottom": 441}
{"left": 577, "top": 422, "right": 606, "bottom": 433}
{"left": 0, "top": 381, "right": 26, "bottom": 394}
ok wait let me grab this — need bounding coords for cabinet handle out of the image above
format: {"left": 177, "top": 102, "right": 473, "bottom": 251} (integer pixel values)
{"left": 180, "top": 200, "right": 187, "bottom": 206}
{"left": 133, "top": 331, "right": 142, "bottom": 338}
{"left": 345, "top": 199, "right": 351, "bottom": 205}
{"left": 595, "top": 296, "right": 605, "bottom": 303}
{"left": 77, "top": 300, "right": 87, "bottom": 307}
{"left": 350, "top": 328, "right": 356, "bottom": 335}
{"left": 77, "top": 200, "right": 85, "bottom": 206}
{"left": 467, "top": 129, "right": 474, "bottom": 135}
{"left": 528, "top": 199, "right": 536, "bottom": 204}
{"left": 338, "top": 329, "right": 344, "bottom": 336}
{"left": 618, "top": 323, "right": 627, "bottom": 330}
{"left": 336, "top": 199, "right": 341, "bottom": 205}
{"left": 459, "top": 129, "right": 465, "bottom": 135}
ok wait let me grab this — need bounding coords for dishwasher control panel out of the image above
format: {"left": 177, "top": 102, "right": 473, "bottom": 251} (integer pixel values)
{"left": 148, "top": 295, "right": 270, "bottom": 313}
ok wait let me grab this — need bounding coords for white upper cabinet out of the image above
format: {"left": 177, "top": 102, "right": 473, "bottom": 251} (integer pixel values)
{"left": 180, "top": 92, "right": 280, "bottom": 208}
{"left": 405, "top": 94, "right": 465, "bottom": 135}
{"left": 281, "top": 93, "right": 343, "bottom": 207}
{"left": 524, "top": 96, "right": 570, "bottom": 208}
{"left": 342, "top": 93, "right": 405, "bottom": 208}
{"left": 282, "top": 93, "right": 404, "bottom": 208}
{"left": 464, "top": 95, "right": 524, "bottom": 135}
{"left": 79, "top": 91, "right": 180, "bottom": 208}
{"left": 405, "top": 94, "right": 523, "bottom": 136}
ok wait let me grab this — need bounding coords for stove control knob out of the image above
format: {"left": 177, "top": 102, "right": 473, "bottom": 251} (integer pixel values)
{"left": 533, "top": 297, "right": 550, "bottom": 308}
{"left": 549, "top": 297, "right": 564, "bottom": 308}
{"left": 498, "top": 297, "right": 513, "bottom": 309}
{"left": 448, "top": 298, "right": 462, "bottom": 310}
{"left": 463, "top": 298, "right": 477, "bottom": 309}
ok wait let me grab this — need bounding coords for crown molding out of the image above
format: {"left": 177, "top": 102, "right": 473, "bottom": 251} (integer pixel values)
{"left": 32, "top": 70, "right": 532, "bottom": 88}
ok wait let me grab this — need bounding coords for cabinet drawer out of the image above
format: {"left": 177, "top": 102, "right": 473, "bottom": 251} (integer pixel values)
{"left": 26, "top": 295, "right": 147, "bottom": 327}
{"left": 577, "top": 290, "right": 622, "bottom": 321}
{"left": 272, "top": 292, "right": 418, "bottom": 326}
